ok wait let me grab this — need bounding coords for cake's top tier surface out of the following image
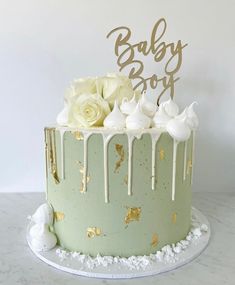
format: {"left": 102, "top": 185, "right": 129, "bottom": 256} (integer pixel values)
{"left": 56, "top": 73, "right": 199, "bottom": 142}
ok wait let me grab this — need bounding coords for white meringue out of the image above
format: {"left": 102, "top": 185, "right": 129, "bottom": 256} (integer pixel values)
{"left": 30, "top": 224, "right": 57, "bottom": 252}
{"left": 152, "top": 104, "right": 171, "bottom": 128}
{"left": 139, "top": 92, "right": 157, "bottom": 117}
{"left": 103, "top": 101, "right": 126, "bottom": 129}
{"left": 56, "top": 104, "right": 69, "bottom": 126}
{"left": 120, "top": 94, "right": 137, "bottom": 115}
{"left": 31, "top": 203, "right": 54, "bottom": 225}
{"left": 162, "top": 98, "right": 179, "bottom": 117}
{"left": 186, "top": 102, "right": 199, "bottom": 130}
{"left": 126, "top": 102, "right": 151, "bottom": 129}
{"left": 29, "top": 224, "right": 43, "bottom": 238}
{"left": 166, "top": 111, "right": 191, "bottom": 142}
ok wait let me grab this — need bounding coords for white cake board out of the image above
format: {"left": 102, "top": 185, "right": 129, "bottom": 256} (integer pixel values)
{"left": 26, "top": 207, "right": 210, "bottom": 279}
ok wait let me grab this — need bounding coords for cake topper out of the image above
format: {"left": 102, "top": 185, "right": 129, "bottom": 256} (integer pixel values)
{"left": 107, "top": 18, "right": 187, "bottom": 105}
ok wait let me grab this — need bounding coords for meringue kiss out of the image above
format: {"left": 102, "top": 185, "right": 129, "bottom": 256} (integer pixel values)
{"left": 30, "top": 224, "right": 57, "bottom": 252}
{"left": 139, "top": 92, "right": 157, "bottom": 117}
{"left": 120, "top": 94, "right": 137, "bottom": 115}
{"left": 103, "top": 101, "right": 126, "bottom": 129}
{"left": 166, "top": 111, "right": 191, "bottom": 142}
{"left": 186, "top": 102, "right": 199, "bottom": 130}
{"left": 126, "top": 102, "right": 151, "bottom": 129}
{"left": 56, "top": 104, "right": 69, "bottom": 126}
{"left": 162, "top": 98, "right": 179, "bottom": 117}
{"left": 31, "top": 203, "right": 54, "bottom": 226}
{"left": 153, "top": 104, "right": 171, "bottom": 128}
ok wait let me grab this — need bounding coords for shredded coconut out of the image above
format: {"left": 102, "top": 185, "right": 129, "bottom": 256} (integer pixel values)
{"left": 56, "top": 222, "right": 208, "bottom": 270}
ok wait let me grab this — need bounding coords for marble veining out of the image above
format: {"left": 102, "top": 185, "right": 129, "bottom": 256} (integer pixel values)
{"left": 0, "top": 192, "right": 234, "bottom": 285}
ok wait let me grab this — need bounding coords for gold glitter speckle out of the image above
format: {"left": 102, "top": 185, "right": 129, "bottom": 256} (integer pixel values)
{"left": 159, "top": 149, "right": 165, "bottom": 160}
{"left": 72, "top": 131, "right": 84, "bottom": 141}
{"left": 114, "top": 144, "right": 125, "bottom": 173}
{"left": 125, "top": 207, "right": 141, "bottom": 224}
{"left": 172, "top": 212, "right": 177, "bottom": 224}
{"left": 187, "top": 160, "right": 192, "bottom": 175}
{"left": 151, "top": 233, "right": 159, "bottom": 247}
{"left": 54, "top": 212, "right": 65, "bottom": 222}
{"left": 87, "top": 227, "right": 102, "bottom": 238}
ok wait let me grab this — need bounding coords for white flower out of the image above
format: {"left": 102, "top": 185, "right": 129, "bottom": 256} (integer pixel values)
{"left": 67, "top": 93, "right": 110, "bottom": 128}
{"left": 99, "top": 73, "right": 134, "bottom": 107}
{"left": 65, "top": 77, "right": 97, "bottom": 102}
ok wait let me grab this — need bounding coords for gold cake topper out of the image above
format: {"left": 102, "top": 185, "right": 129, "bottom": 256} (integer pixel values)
{"left": 107, "top": 18, "right": 187, "bottom": 105}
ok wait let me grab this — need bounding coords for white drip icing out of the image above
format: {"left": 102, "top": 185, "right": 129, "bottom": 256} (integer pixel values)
{"left": 54, "top": 125, "right": 196, "bottom": 203}
{"left": 82, "top": 132, "right": 92, "bottom": 192}
{"left": 183, "top": 140, "right": 188, "bottom": 181}
{"left": 172, "top": 139, "right": 179, "bottom": 201}
{"left": 59, "top": 129, "right": 66, "bottom": 180}
{"left": 191, "top": 131, "right": 196, "bottom": 185}
{"left": 150, "top": 133, "right": 162, "bottom": 190}
{"left": 127, "top": 134, "right": 135, "bottom": 196}
{"left": 102, "top": 134, "right": 114, "bottom": 203}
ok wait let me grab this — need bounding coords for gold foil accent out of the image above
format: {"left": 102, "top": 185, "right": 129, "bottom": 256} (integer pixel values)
{"left": 124, "top": 174, "right": 128, "bottom": 185}
{"left": 187, "top": 160, "right": 192, "bottom": 175}
{"left": 125, "top": 207, "right": 141, "bottom": 224}
{"left": 54, "top": 212, "right": 65, "bottom": 222}
{"left": 45, "top": 128, "right": 60, "bottom": 184}
{"left": 72, "top": 131, "right": 84, "bottom": 141}
{"left": 87, "top": 227, "right": 102, "bottom": 238}
{"left": 44, "top": 128, "right": 49, "bottom": 179}
{"left": 114, "top": 144, "right": 125, "bottom": 173}
{"left": 172, "top": 212, "right": 177, "bottom": 224}
{"left": 79, "top": 166, "right": 90, "bottom": 193}
{"left": 159, "top": 149, "right": 165, "bottom": 160}
{"left": 151, "top": 233, "right": 159, "bottom": 247}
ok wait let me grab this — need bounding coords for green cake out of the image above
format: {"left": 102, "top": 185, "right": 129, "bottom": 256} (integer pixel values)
{"left": 30, "top": 74, "right": 199, "bottom": 257}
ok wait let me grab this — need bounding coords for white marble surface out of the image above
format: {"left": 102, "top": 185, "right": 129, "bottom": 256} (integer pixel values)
{"left": 0, "top": 192, "right": 234, "bottom": 285}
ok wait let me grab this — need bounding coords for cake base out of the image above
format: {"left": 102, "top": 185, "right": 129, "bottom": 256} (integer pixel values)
{"left": 26, "top": 207, "right": 210, "bottom": 279}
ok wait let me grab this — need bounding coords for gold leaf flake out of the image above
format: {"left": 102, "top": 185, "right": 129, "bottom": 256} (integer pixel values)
{"left": 46, "top": 128, "right": 60, "bottom": 184}
{"left": 187, "top": 160, "right": 192, "bottom": 175}
{"left": 172, "top": 212, "right": 177, "bottom": 224}
{"left": 72, "top": 131, "right": 84, "bottom": 141}
{"left": 124, "top": 174, "right": 128, "bottom": 185}
{"left": 87, "top": 227, "right": 102, "bottom": 238}
{"left": 114, "top": 144, "right": 125, "bottom": 173}
{"left": 125, "top": 207, "right": 141, "bottom": 224}
{"left": 151, "top": 233, "right": 159, "bottom": 247}
{"left": 79, "top": 165, "right": 90, "bottom": 193}
{"left": 159, "top": 149, "right": 165, "bottom": 160}
{"left": 54, "top": 212, "right": 65, "bottom": 222}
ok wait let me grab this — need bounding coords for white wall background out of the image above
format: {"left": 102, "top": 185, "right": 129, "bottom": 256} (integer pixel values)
{"left": 0, "top": 0, "right": 234, "bottom": 192}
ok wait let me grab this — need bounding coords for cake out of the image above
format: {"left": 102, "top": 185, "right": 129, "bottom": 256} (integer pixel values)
{"left": 29, "top": 73, "right": 199, "bottom": 258}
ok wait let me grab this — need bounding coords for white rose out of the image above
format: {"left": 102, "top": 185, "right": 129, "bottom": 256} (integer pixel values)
{"left": 65, "top": 77, "right": 97, "bottom": 102}
{"left": 99, "top": 73, "right": 134, "bottom": 107}
{"left": 68, "top": 93, "right": 111, "bottom": 128}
